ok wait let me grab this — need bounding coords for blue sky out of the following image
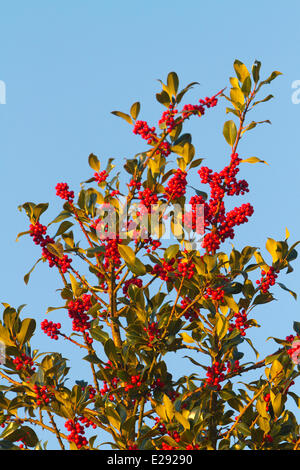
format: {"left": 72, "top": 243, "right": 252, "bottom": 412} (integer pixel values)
{"left": 1, "top": 0, "right": 300, "bottom": 448}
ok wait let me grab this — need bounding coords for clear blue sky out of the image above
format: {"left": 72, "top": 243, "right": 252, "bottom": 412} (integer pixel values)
{"left": 1, "top": 0, "right": 300, "bottom": 448}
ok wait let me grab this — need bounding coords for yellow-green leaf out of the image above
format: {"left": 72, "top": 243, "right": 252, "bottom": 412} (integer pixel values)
{"left": 241, "top": 157, "right": 268, "bottom": 165}
{"left": 223, "top": 120, "right": 237, "bottom": 146}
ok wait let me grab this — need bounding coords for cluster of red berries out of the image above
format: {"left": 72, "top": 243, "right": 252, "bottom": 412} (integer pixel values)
{"left": 100, "top": 363, "right": 120, "bottom": 401}
{"left": 204, "top": 286, "right": 225, "bottom": 303}
{"left": 164, "top": 169, "right": 187, "bottom": 200}
{"left": 263, "top": 433, "right": 273, "bottom": 443}
{"left": 13, "top": 353, "right": 36, "bottom": 373}
{"left": 153, "top": 417, "right": 167, "bottom": 434}
{"left": 180, "top": 297, "right": 199, "bottom": 322}
{"left": 202, "top": 232, "right": 221, "bottom": 253}
{"left": 177, "top": 260, "right": 195, "bottom": 279}
{"left": 33, "top": 384, "right": 54, "bottom": 406}
{"left": 81, "top": 385, "right": 97, "bottom": 400}
{"left": 100, "top": 378, "right": 119, "bottom": 401}
{"left": 167, "top": 389, "right": 180, "bottom": 402}
{"left": 127, "top": 443, "right": 138, "bottom": 450}
{"left": 78, "top": 415, "right": 97, "bottom": 429}
{"left": 143, "top": 322, "right": 161, "bottom": 347}
{"left": 151, "top": 378, "right": 165, "bottom": 394}
{"left": 287, "top": 342, "right": 300, "bottom": 361}
{"left": 133, "top": 121, "right": 171, "bottom": 157}
{"left": 225, "top": 360, "right": 240, "bottom": 374}
{"left": 185, "top": 444, "right": 200, "bottom": 450}
{"left": 204, "top": 361, "right": 226, "bottom": 390}
{"left": 133, "top": 120, "right": 156, "bottom": 142}
{"left": 158, "top": 104, "right": 178, "bottom": 132}
{"left": 110, "top": 189, "right": 120, "bottom": 197}
{"left": 256, "top": 267, "right": 279, "bottom": 293}
{"left": 182, "top": 103, "right": 205, "bottom": 119}
{"left": 143, "top": 237, "right": 161, "bottom": 253}
{"left": 138, "top": 188, "right": 159, "bottom": 212}
{"left": 43, "top": 249, "right": 72, "bottom": 274}
{"left": 94, "top": 170, "right": 108, "bottom": 183}
{"left": 182, "top": 195, "right": 205, "bottom": 235}
{"left": 55, "top": 182, "right": 74, "bottom": 201}
{"left": 122, "top": 278, "right": 143, "bottom": 296}
{"left": 229, "top": 309, "right": 249, "bottom": 336}
{"left": 195, "top": 152, "right": 254, "bottom": 253}
{"left": 67, "top": 294, "right": 92, "bottom": 334}
{"left": 124, "top": 374, "right": 143, "bottom": 392}
{"left": 29, "top": 222, "right": 72, "bottom": 273}
{"left": 65, "top": 419, "right": 88, "bottom": 449}
{"left": 128, "top": 179, "right": 141, "bottom": 191}
{"left": 161, "top": 440, "right": 200, "bottom": 450}
{"left": 217, "top": 203, "right": 254, "bottom": 243}
{"left": 100, "top": 235, "right": 122, "bottom": 271}
{"left": 264, "top": 393, "right": 271, "bottom": 412}
{"left": 41, "top": 319, "right": 61, "bottom": 340}
{"left": 286, "top": 335, "right": 295, "bottom": 343}
{"left": 181, "top": 94, "right": 219, "bottom": 120}
{"left": 29, "top": 222, "right": 47, "bottom": 245}
{"left": 152, "top": 258, "right": 176, "bottom": 282}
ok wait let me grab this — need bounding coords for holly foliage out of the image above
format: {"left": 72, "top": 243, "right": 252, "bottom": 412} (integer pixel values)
{"left": 1, "top": 60, "right": 300, "bottom": 451}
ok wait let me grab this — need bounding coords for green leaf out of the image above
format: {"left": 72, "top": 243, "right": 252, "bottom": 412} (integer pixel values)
{"left": 182, "top": 142, "right": 195, "bottom": 164}
{"left": 293, "top": 321, "right": 300, "bottom": 335}
{"left": 215, "top": 312, "right": 229, "bottom": 340}
{"left": 223, "top": 120, "right": 237, "bottom": 146}
{"left": 24, "top": 259, "right": 42, "bottom": 285}
{"left": 252, "top": 60, "right": 261, "bottom": 83}
{"left": 129, "top": 257, "right": 146, "bottom": 276}
{"left": 252, "top": 94, "right": 274, "bottom": 107}
{"left": 230, "top": 87, "right": 245, "bottom": 108}
{"left": 155, "top": 404, "right": 167, "bottom": 421}
{"left": 46, "top": 242, "right": 64, "bottom": 259}
{"left": 90, "top": 326, "right": 109, "bottom": 343}
{"left": 253, "top": 293, "right": 273, "bottom": 305}
{"left": 271, "top": 393, "right": 284, "bottom": 418}
{"left": 189, "top": 158, "right": 204, "bottom": 169}
{"left": 17, "top": 318, "right": 36, "bottom": 348}
{"left": 258, "top": 416, "right": 270, "bottom": 433}
{"left": 163, "top": 394, "right": 174, "bottom": 421}
{"left": 270, "top": 359, "right": 283, "bottom": 379}
{"left": 167, "top": 72, "right": 179, "bottom": 96}
{"left": 53, "top": 221, "right": 73, "bottom": 238}
{"left": 277, "top": 282, "right": 297, "bottom": 300}
{"left": 241, "top": 157, "right": 268, "bottom": 165}
{"left": 235, "top": 422, "right": 251, "bottom": 436}
{"left": 224, "top": 295, "right": 239, "bottom": 313}
{"left": 256, "top": 398, "right": 269, "bottom": 419}
{"left": 260, "top": 70, "right": 282, "bottom": 86}
{"left": 130, "top": 102, "right": 140, "bottom": 120}
{"left": 234, "top": 60, "right": 250, "bottom": 83}
{"left": 175, "top": 411, "right": 190, "bottom": 430}
{"left": 241, "top": 76, "right": 252, "bottom": 97}
{"left": 105, "top": 403, "right": 121, "bottom": 431}
{"left": 88, "top": 153, "right": 100, "bottom": 172}
{"left": 111, "top": 111, "right": 133, "bottom": 125}
{"left": 164, "top": 244, "right": 179, "bottom": 261}
{"left": 156, "top": 90, "right": 170, "bottom": 107}
{"left": 245, "top": 337, "right": 259, "bottom": 359}
{"left": 33, "top": 203, "right": 49, "bottom": 221}
{"left": 69, "top": 273, "right": 81, "bottom": 297}
{"left": 118, "top": 245, "right": 146, "bottom": 275}
{"left": 16, "top": 231, "right": 30, "bottom": 242}
{"left": 266, "top": 238, "right": 282, "bottom": 263}
{"left": 180, "top": 332, "right": 194, "bottom": 344}
{"left": 104, "top": 338, "right": 119, "bottom": 365}
{"left": 118, "top": 245, "right": 136, "bottom": 265}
